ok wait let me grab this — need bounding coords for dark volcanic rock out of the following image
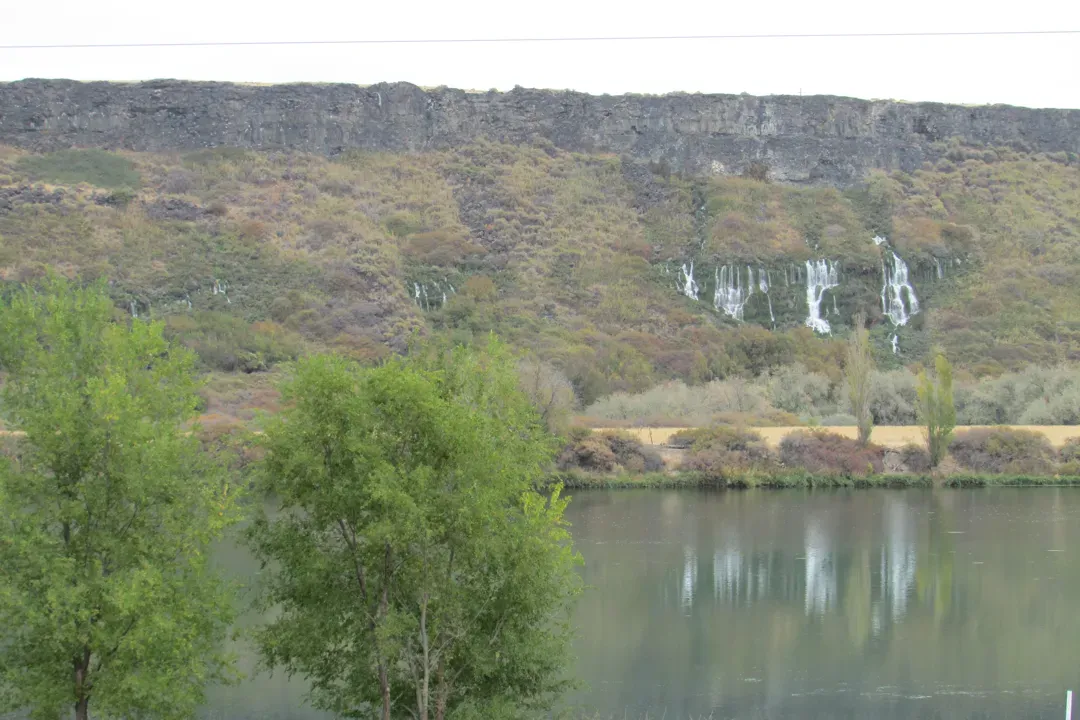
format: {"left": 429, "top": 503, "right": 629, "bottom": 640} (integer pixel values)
{"left": 2, "top": 79, "right": 1079, "bottom": 185}
{"left": 0, "top": 185, "right": 65, "bottom": 214}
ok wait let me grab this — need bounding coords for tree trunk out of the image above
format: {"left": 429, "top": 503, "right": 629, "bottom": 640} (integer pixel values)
{"left": 379, "top": 663, "right": 391, "bottom": 720}
{"left": 418, "top": 594, "right": 430, "bottom": 720}
{"left": 434, "top": 658, "right": 448, "bottom": 720}
{"left": 379, "top": 541, "right": 393, "bottom": 720}
{"left": 73, "top": 647, "right": 91, "bottom": 720}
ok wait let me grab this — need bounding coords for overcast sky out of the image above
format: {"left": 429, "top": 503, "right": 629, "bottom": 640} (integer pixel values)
{"left": 1, "top": 0, "right": 1078, "bottom": 108}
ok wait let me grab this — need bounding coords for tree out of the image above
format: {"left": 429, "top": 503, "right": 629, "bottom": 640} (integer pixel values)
{"left": 917, "top": 352, "right": 956, "bottom": 467}
{"left": 516, "top": 358, "right": 577, "bottom": 436}
{"left": 246, "top": 336, "right": 582, "bottom": 720}
{"left": 0, "top": 276, "right": 240, "bottom": 720}
{"left": 846, "top": 312, "right": 875, "bottom": 445}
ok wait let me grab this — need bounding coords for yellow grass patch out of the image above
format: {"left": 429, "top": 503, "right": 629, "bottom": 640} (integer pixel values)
{"left": 594, "top": 426, "right": 1080, "bottom": 449}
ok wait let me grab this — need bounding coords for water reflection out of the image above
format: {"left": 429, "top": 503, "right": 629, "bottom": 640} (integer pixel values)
{"left": 191, "top": 489, "right": 1080, "bottom": 720}
{"left": 568, "top": 488, "right": 1080, "bottom": 719}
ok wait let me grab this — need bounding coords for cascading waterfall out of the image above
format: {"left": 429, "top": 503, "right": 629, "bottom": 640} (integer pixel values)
{"left": 677, "top": 262, "right": 699, "bottom": 300}
{"left": 412, "top": 279, "right": 457, "bottom": 311}
{"left": 881, "top": 248, "right": 920, "bottom": 327}
{"left": 129, "top": 300, "right": 138, "bottom": 319}
{"left": 804, "top": 259, "right": 839, "bottom": 334}
{"left": 713, "top": 265, "right": 754, "bottom": 320}
{"left": 212, "top": 279, "right": 231, "bottom": 304}
{"left": 873, "top": 236, "right": 921, "bottom": 354}
{"left": 758, "top": 269, "right": 775, "bottom": 324}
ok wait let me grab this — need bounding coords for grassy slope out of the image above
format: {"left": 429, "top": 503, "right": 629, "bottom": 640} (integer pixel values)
{"left": 1, "top": 140, "right": 1079, "bottom": 417}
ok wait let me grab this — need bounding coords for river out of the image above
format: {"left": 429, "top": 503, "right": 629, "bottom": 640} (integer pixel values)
{"left": 203, "top": 488, "right": 1080, "bottom": 719}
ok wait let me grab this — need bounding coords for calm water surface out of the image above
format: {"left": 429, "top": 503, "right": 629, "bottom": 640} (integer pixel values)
{"left": 204, "top": 488, "right": 1080, "bottom": 719}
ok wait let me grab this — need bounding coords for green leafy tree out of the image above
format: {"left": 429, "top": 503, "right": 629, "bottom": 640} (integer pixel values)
{"left": 0, "top": 276, "right": 241, "bottom": 720}
{"left": 917, "top": 353, "right": 956, "bottom": 467}
{"left": 846, "top": 312, "right": 875, "bottom": 445}
{"left": 247, "top": 336, "right": 582, "bottom": 720}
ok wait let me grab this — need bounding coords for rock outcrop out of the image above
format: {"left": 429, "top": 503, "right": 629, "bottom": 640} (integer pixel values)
{"left": 1, "top": 79, "right": 1079, "bottom": 184}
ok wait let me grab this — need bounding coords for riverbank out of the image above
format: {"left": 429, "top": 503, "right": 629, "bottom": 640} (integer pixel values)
{"left": 548, "top": 470, "right": 1080, "bottom": 490}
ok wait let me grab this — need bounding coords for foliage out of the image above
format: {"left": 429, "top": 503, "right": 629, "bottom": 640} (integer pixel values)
{"left": 583, "top": 378, "right": 794, "bottom": 427}
{"left": 897, "top": 443, "right": 933, "bottom": 473}
{"left": 674, "top": 426, "right": 778, "bottom": 480}
{"left": 868, "top": 369, "right": 919, "bottom": 425}
{"left": 917, "top": 354, "right": 956, "bottom": 467}
{"left": 948, "top": 427, "right": 1056, "bottom": 474}
{"left": 517, "top": 358, "right": 578, "bottom": 436}
{"left": 165, "top": 312, "right": 305, "bottom": 373}
{"left": 778, "top": 430, "right": 885, "bottom": 475}
{"left": 764, "top": 363, "right": 835, "bottom": 417}
{"left": 557, "top": 429, "right": 663, "bottom": 474}
{"left": 0, "top": 276, "right": 240, "bottom": 720}
{"left": 1059, "top": 437, "right": 1080, "bottom": 463}
{"left": 15, "top": 149, "right": 142, "bottom": 189}
{"left": 246, "top": 337, "right": 582, "bottom": 720}
{"left": 957, "top": 365, "right": 1080, "bottom": 425}
{"left": 846, "top": 312, "right": 875, "bottom": 445}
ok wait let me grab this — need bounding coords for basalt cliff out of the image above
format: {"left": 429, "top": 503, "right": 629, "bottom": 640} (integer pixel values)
{"left": 2, "top": 79, "right": 1079, "bottom": 184}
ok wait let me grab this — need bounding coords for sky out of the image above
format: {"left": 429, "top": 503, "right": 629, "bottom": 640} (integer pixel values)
{"left": 1, "top": 0, "right": 1078, "bottom": 109}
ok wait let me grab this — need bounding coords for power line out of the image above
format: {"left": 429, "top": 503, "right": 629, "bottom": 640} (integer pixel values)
{"left": 2, "top": 29, "right": 1079, "bottom": 50}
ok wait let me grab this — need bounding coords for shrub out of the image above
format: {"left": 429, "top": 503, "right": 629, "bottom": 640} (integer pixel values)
{"left": 1059, "top": 437, "right": 1080, "bottom": 463}
{"left": 819, "top": 413, "right": 857, "bottom": 426}
{"left": 765, "top": 363, "right": 834, "bottom": 416}
{"left": 869, "top": 369, "right": 918, "bottom": 425}
{"left": 584, "top": 378, "right": 775, "bottom": 427}
{"left": 556, "top": 429, "right": 662, "bottom": 473}
{"left": 898, "top": 443, "right": 932, "bottom": 473}
{"left": 16, "top": 149, "right": 141, "bottom": 189}
{"left": 779, "top": 430, "right": 884, "bottom": 475}
{"left": 675, "top": 426, "right": 777, "bottom": 479}
{"left": 165, "top": 312, "right": 304, "bottom": 373}
{"left": 949, "top": 427, "right": 1055, "bottom": 474}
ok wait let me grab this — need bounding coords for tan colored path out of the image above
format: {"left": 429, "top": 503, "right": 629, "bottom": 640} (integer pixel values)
{"left": 594, "top": 426, "right": 1080, "bottom": 448}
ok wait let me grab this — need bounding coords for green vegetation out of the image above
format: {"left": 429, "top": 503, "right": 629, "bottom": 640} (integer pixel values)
{"left": 949, "top": 427, "right": 1057, "bottom": 474}
{"left": 0, "top": 276, "right": 240, "bottom": 720}
{"left": 4, "top": 139, "right": 1075, "bottom": 425}
{"left": 246, "top": 337, "right": 582, "bottom": 720}
{"left": 846, "top": 312, "right": 874, "bottom": 445}
{"left": 15, "top": 149, "right": 142, "bottom": 189}
{"left": 918, "top": 354, "right": 957, "bottom": 466}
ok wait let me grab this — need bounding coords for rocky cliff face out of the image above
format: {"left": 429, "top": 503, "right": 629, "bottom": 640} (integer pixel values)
{"left": 2, "top": 79, "right": 1079, "bottom": 184}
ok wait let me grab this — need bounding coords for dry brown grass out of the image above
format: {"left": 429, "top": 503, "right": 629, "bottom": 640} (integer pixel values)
{"left": 594, "top": 426, "right": 1080, "bottom": 448}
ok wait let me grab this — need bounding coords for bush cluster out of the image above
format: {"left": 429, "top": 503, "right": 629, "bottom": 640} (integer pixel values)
{"left": 672, "top": 426, "right": 778, "bottom": 480}
{"left": 948, "top": 427, "right": 1056, "bottom": 474}
{"left": 779, "top": 430, "right": 885, "bottom": 475}
{"left": 165, "top": 312, "right": 304, "bottom": 373}
{"left": 556, "top": 429, "right": 663, "bottom": 474}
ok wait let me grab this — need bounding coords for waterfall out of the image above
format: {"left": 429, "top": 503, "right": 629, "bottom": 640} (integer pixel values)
{"left": 212, "top": 279, "right": 231, "bottom": 304}
{"left": 129, "top": 300, "right": 137, "bottom": 319}
{"left": 934, "top": 257, "right": 944, "bottom": 279}
{"left": 714, "top": 265, "right": 754, "bottom": 320}
{"left": 890, "top": 334, "right": 899, "bottom": 354}
{"left": 881, "top": 249, "right": 919, "bottom": 326}
{"left": 677, "top": 262, "right": 699, "bottom": 300}
{"left": 805, "top": 259, "right": 839, "bottom": 334}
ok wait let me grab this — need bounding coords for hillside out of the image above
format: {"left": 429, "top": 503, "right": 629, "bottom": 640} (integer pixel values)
{"left": 1, "top": 81, "right": 1079, "bottom": 416}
